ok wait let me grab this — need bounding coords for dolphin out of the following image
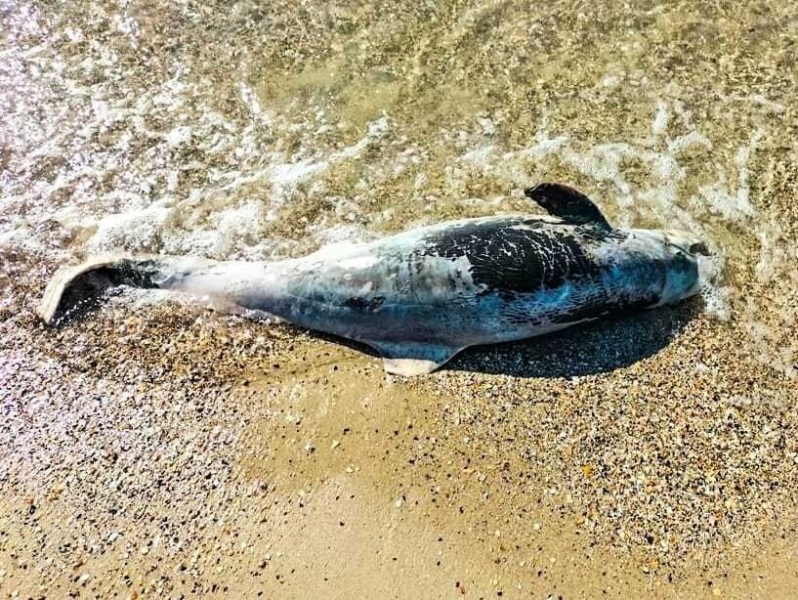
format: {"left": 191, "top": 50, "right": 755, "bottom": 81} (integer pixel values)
{"left": 38, "top": 184, "right": 709, "bottom": 376}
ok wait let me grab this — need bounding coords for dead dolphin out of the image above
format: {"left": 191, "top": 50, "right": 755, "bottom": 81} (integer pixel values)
{"left": 38, "top": 184, "right": 709, "bottom": 376}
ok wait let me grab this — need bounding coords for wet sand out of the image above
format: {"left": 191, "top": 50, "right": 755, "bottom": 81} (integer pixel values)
{"left": 2, "top": 0, "right": 798, "bottom": 598}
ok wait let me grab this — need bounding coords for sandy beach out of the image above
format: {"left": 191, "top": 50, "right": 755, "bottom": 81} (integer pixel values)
{"left": 2, "top": 0, "right": 798, "bottom": 597}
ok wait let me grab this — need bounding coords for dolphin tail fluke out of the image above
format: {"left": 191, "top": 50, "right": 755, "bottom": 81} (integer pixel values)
{"left": 37, "top": 255, "right": 170, "bottom": 325}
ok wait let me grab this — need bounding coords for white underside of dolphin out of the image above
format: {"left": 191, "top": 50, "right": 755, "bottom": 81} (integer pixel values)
{"left": 37, "top": 184, "right": 708, "bottom": 376}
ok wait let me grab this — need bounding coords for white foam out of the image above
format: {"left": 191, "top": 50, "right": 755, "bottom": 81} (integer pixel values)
{"left": 238, "top": 82, "right": 271, "bottom": 124}
{"left": 722, "top": 93, "right": 785, "bottom": 114}
{"left": 2, "top": 1, "right": 46, "bottom": 42}
{"left": 461, "top": 143, "right": 496, "bottom": 164}
{"left": 698, "top": 130, "right": 760, "bottom": 220}
{"left": 697, "top": 255, "right": 731, "bottom": 321}
{"left": 113, "top": 11, "right": 140, "bottom": 44}
{"left": 651, "top": 100, "right": 669, "bottom": 136}
{"left": 88, "top": 203, "right": 171, "bottom": 253}
{"left": 165, "top": 126, "right": 192, "bottom": 147}
{"left": 308, "top": 224, "right": 372, "bottom": 247}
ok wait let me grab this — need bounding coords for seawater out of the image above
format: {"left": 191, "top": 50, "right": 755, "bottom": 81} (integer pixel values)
{"left": 1, "top": 0, "right": 794, "bottom": 377}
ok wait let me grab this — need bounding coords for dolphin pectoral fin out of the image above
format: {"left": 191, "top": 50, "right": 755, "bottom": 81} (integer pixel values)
{"left": 382, "top": 357, "right": 443, "bottom": 376}
{"left": 524, "top": 183, "right": 611, "bottom": 230}
{"left": 367, "top": 342, "right": 464, "bottom": 376}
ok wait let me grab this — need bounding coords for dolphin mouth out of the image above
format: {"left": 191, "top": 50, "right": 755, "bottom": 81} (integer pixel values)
{"left": 687, "top": 242, "right": 711, "bottom": 256}
{"left": 666, "top": 230, "right": 712, "bottom": 257}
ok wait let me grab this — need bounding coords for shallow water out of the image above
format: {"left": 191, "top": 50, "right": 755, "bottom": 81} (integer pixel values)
{"left": 2, "top": 1, "right": 798, "bottom": 596}
{"left": 2, "top": 0, "right": 795, "bottom": 376}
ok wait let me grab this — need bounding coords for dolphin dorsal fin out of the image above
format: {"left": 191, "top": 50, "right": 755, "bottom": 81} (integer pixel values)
{"left": 524, "top": 183, "right": 611, "bottom": 231}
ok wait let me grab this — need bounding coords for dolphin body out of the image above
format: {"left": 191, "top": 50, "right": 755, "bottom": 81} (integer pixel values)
{"left": 38, "top": 184, "right": 708, "bottom": 375}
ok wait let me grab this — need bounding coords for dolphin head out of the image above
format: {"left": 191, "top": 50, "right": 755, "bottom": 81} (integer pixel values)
{"left": 657, "top": 229, "right": 711, "bottom": 305}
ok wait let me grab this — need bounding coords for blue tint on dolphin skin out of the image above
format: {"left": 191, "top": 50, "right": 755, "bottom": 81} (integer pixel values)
{"left": 38, "top": 184, "right": 707, "bottom": 376}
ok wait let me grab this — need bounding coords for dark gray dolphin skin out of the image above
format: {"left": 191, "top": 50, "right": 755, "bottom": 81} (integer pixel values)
{"left": 38, "top": 184, "right": 709, "bottom": 376}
